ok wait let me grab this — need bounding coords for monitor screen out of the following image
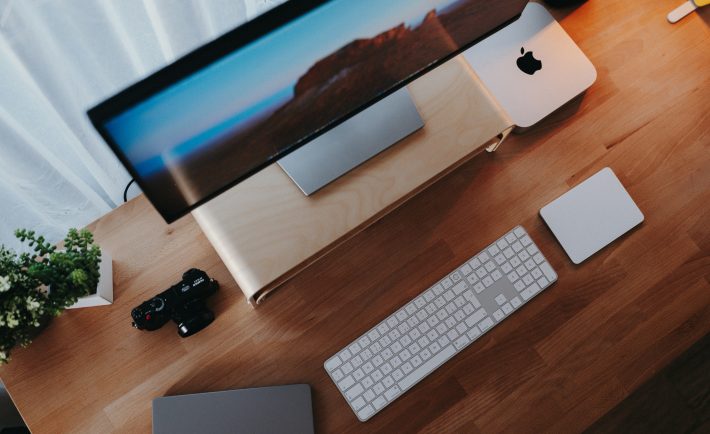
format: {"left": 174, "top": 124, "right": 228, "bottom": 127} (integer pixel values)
{"left": 89, "top": 0, "right": 527, "bottom": 223}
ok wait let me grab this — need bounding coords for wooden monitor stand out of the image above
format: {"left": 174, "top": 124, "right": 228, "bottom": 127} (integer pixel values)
{"left": 191, "top": 56, "right": 514, "bottom": 304}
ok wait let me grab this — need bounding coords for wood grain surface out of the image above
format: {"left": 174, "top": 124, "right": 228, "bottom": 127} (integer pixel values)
{"left": 1, "top": 1, "right": 709, "bottom": 433}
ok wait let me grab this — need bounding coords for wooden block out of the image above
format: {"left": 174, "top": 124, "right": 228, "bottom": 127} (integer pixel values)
{"left": 192, "top": 56, "right": 513, "bottom": 304}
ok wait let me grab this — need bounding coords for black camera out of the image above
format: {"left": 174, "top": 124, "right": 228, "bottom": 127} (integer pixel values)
{"left": 131, "top": 268, "right": 219, "bottom": 337}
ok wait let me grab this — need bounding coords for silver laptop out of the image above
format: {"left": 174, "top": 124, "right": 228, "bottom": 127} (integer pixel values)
{"left": 464, "top": 2, "right": 597, "bottom": 128}
{"left": 153, "top": 384, "right": 314, "bottom": 434}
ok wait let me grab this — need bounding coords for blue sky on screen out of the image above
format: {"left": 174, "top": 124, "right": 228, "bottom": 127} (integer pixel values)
{"left": 105, "top": 0, "right": 460, "bottom": 174}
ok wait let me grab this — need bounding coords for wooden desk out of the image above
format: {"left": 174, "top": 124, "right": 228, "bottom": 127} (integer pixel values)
{"left": 2, "top": 1, "right": 708, "bottom": 432}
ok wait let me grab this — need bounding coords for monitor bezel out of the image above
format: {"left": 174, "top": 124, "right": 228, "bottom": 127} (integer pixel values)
{"left": 88, "top": 0, "right": 525, "bottom": 223}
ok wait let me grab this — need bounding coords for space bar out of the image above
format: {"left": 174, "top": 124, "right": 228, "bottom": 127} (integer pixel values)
{"left": 398, "top": 345, "right": 456, "bottom": 391}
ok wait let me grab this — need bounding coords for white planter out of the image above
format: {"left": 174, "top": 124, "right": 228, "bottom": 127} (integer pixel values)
{"left": 68, "top": 251, "right": 113, "bottom": 309}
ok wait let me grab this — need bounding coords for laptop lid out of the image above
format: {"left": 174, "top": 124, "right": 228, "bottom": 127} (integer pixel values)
{"left": 153, "top": 384, "right": 314, "bottom": 434}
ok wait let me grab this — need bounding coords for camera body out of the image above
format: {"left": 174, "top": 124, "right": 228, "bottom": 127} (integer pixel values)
{"left": 131, "top": 268, "right": 219, "bottom": 337}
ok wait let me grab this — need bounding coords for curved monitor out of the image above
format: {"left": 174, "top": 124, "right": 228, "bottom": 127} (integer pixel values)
{"left": 89, "top": 0, "right": 527, "bottom": 223}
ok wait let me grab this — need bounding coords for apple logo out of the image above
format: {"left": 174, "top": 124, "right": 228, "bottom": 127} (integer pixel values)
{"left": 517, "top": 47, "right": 542, "bottom": 75}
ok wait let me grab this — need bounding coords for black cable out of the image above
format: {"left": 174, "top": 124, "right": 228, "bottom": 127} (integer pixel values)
{"left": 123, "top": 179, "right": 135, "bottom": 203}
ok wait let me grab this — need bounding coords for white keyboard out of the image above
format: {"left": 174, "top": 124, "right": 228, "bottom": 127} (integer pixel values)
{"left": 324, "top": 226, "right": 557, "bottom": 422}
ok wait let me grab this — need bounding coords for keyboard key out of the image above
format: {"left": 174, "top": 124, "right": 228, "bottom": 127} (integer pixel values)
{"left": 392, "top": 369, "right": 404, "bottom": 381}
{"left": 362, "top": 376, "right": 374, "bottom": 389}
{"left": 512, "top": 241, "right": 523, "bottom": 252}
{"left": 341, "top": 348, "right": 352, "bottom": 361}
{"left": 476, "top": 267, "right": 487, "bottom": 278}
{"left": 352, "top": 396, "right": 366, "bottom": 410}
{"left": 372, "top": 370, "right": 383, "bottom": 382}
{"left": 463, "top": 291, "right": 480, "bottom": 307}
{"left": 495, "top": 294, "right": 507, "bottom": 305}
{"left": 484, "top": 261, "right": 496, "bottom": 272}
{"left": 368, "top": 329, "right": 380, "bottom": 341}
{"left": 521, "top": 288, "right": 534, "bottom": 301}
{"left": 496, "top": 239, "right": 508, "bottom": 250}
{"left": 507, "top": 270, "right": 519, "bottom": 283}
{"left": 454, "top": 335, "right": 470, "bottom": 350}
{"left": 372, "top": 396, "right": 387, "bottom": 410}
{"left": 505, "top": 233, "right": 517, "bottom": 244}
{"left": 501, "top": 262, "right": 513, "bottom": 274}
{"left": 469, "top": 257, "right": 481, "bottom": 270}
{"left": 502, "top": 303, "right": 513, "bottom": 315}
{"left": 466, "top": 274, "right": 479, "bottom": 286}
{"left": 363, "top": 389, "right": 376, "bottom": 402}
{"left": 540, "top": 262, "right": 557, "bottom": 281}
{"left": 537, "top": 277, "right": 549, "bottom": 288}
{"left": 466, "top": 327, "right": 481, "bottom": 340}
{"left": 488, "top": 244, "right": 501, "bottom": 256}
{"left": 385, "top": 386, "right": 401, "bottom": 401}
{"left": 342, "top": 362, "right": 354, "bottom": 374}
{"left": 450, "top": 271, "right": 462, "bottom": 282}
{"left": 493, "top": 309, "right": 504, "bottom": 321}
{"left": 465, "top": 309, "right": 486, "bottom": 327}
{"left": 511, "top": 297, "right": 522, "bottom": 308}
{"left": 525, "top": 259, "right": 536, "bottom": 271}
{"left": 526, "top": 244, "right": 539, "bottom": 255}
{"left": 478, "top": 252, "right": 489, "bottom": 263}
{"left": 483, "top": 276, "right": 494, "bottom": 287}
{"left": 514, "top": 280, "right": 525, "bottom": 292}
{"left": 441, "top": 277, "right": 453, "bottom": 289}
{"left": 414, "top": 297, "right": 426, "bottom": 309}
{"left": 494, "top": 254, "right": 506, "bottom": 265}
{"left": 478, "top": 317, "right": 494, "bottom": 331}
{"left": 533, "top": 253, "right": 545, "bottom": 264}
{"left": 452, "top": 281, "right": 467, "bottom": 295}
{"left": 491, "top": 270, "right": 503, "bottom": 281}
{"left": 325, "top": 356, "right": 342, "bottom": 371}
{"left": 338, "top": 375, "right": 355, "bottom": 390}
{"left": 520, "top": 234, "right": 532, "bottom": 246}
{"left": 438, "top": 335, "right": 451, "bottom": 347}
{"left": 514, "top": 227, "right": 526, "bottom": 238}
{"left": 358, "top": 404, "right": 375, "bottom": 421}
{"left": 460, "top": 263, "right": 472, "bottom": 275}
{"left": 398, "top": 345, "right": 456, "bottom": 390}
{"left": 531, "top": 268, "right": 542, "bottom": 279}
{"left": 432, "top": 284, "right": 444, "bottom": 295}
{"left": 518, "top": 250, "right": 530, "bottom": 262}
{"left": 516, "top": 265, "right": 527, "bottom": 277}
{"left": 474, "top": 282, "right": 485, "bottom": 293}
{"left": 395, "top": 311, "right": 407, "bottom": 322}
{"left": 510, "top": 257, "right": 522, "bottom": 268}
{"left": 503, "top": 247, "right": 514, "bottom": 259}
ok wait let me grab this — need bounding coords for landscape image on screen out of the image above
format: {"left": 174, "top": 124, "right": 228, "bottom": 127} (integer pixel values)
{"left": 104, "top": 0, "right": 526, "bottom": 219}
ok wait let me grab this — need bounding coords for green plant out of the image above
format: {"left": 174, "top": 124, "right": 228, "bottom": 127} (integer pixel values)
{"left": 0, "top": 228, "right": 101, "bottom": 363}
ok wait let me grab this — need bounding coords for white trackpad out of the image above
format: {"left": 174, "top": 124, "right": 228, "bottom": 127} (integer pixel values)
{"left": 540, "top": 167, "right": 644, "bottom": 264}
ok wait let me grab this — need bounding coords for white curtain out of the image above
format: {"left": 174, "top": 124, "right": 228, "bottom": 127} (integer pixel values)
{"left": 0, "top": 0, "right": 285, "bottom": 251}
